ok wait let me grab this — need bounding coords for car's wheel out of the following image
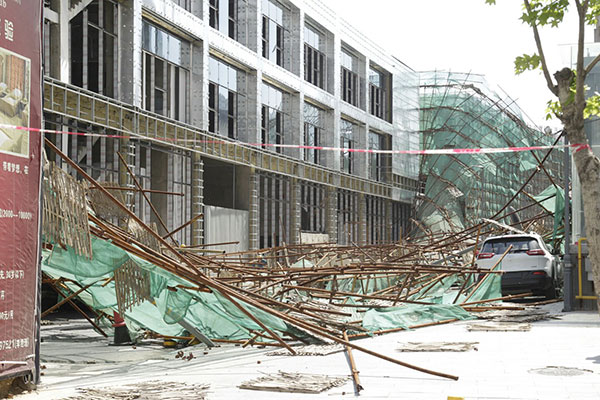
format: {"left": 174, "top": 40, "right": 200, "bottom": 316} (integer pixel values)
{"left": 544, "top": 279, "right": 557, "bottom": 300}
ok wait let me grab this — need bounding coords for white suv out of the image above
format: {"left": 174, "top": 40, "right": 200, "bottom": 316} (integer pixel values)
{"left": 475, "top": 233, "right": 560, "bottom": 299}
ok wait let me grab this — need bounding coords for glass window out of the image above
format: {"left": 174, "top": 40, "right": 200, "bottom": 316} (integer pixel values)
{"left": 208, "top": 56, "right": 244, "bottom": 139}
{"left": 209, "top": 0, "right": 238, "bottom": 40}
{"left": 369, "top": 67, "right": 388, "bottom": 120}
{"left": 340, "top": 119, "right": 355, "bottom": 174}
{"left": 262, "top": 0, "right": 285, "bottom": 67}
{"left": 304, "top": 103, "right": 322, "bottom": 164}
{"left": 369, "top": 131, "right": 387, "bottom": 182}
{"left": 300, "top": 182, "right": 325, "bottom": 233}
{"left": 142, "top": 20, "right": 190, "bottom": 122}
{"left": 142, "top": 20, "right": 188, "bottom": 66}
{"left": 261, "top": 83, "right": 285, "bottom": 153}
{"left": 304, "top": 25, "right": 325, "bottom": 89}
{"left": 341, "top": 50, "right": 359, "bottom": 107}
{"left": 69, "top": 0, "right": 118, "bottom": 98}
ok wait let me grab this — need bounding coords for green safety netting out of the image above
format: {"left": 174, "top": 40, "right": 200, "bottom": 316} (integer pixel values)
{"left": 533, "top": 184, "right": 565, "bottom": 242}
{"left": 43, "top": 230, "right": 502, "bottom": 342}
{"left": 362, "top": 304, "right": 474, "bottom": 332}
{"left": 418, "top": 72, "right": 562, "bottom": 235}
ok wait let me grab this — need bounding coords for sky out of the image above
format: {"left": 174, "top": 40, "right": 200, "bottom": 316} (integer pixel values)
{"left": 328, "top": 0, "right": 593, "bottom": 130}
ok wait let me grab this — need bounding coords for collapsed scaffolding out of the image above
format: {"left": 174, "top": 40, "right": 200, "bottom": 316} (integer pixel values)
{"left": 38, "top": 74, "right": 568, "bottom": 386}
{"left": 40, "top": 121, "right": 564, "bottom": 385}
{"left": 417, "top": 71, "right": 563, "bottom": 245}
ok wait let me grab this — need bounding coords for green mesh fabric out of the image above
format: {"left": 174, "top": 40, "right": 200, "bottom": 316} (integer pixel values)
{"left": 362, "top": 304, "right": 475, "bottom": 332}
{"left": 418, "top": 72, "right": 562, "bottom": 235}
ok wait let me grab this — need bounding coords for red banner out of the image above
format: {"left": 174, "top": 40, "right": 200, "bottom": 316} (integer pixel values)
{"left": 0, "top": 0, "right": 43, "bottom": 379}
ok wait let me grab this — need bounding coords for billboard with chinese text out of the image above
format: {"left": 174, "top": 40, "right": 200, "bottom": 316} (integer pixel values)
{"left": 0, "top": 0, "right": 43, "bottom": 380}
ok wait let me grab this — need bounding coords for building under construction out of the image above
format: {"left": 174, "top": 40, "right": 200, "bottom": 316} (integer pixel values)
{"left": 42, "top": 0, "right": 420, "bottom": 252}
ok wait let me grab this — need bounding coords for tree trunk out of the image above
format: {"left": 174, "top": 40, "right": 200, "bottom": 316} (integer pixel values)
{"left": 555, "top": 68, "right": 600, "bottom": 311}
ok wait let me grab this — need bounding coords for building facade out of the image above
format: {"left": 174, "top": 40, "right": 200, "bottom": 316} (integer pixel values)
{"left": 42, "top": 0, "right": 420, "bottom": 251}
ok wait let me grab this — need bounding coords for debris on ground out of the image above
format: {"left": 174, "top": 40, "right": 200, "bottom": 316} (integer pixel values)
{"left": 266, "top": 344, "right": 345, "bottom": 356}
{"left": 467, "top": 322, "right": 532, "bottom": 332}
{"left": 61, "top": 381, "right": 209, "bottom": 400}
{"left": 476, "top": 307, "right": 558, "bottom": 323}
{"left": 396, "top": 341, "right": 479, "bottom": 352}
{"left": 238, "top": 371, "right": 349, "bottom": 393}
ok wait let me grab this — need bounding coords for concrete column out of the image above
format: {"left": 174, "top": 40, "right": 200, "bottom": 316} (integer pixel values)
{"left": 385, "top": 199, "right": 393, "bottom": 243}
{"left": 328, "top": 32, "right": 342, "bottom": 172}
{"left": 284, "top": 4, "right": 301, "bottom": 76}
{"left": 56, "top": 0, "right": 69, "bottom": 82}
{"left": 191, "top": 153, "right": 204, "bottom": 246}
{"left": 247, "top": 71, "right": 262, "bottom": 144}
{"left": 326, "top": 186, "right": 338, "bottom": 243}
{"left": 190, "top": 41, "right": 206, "bottom": 128}
{"left": 248, "top": 168, "right": 260, "bottom": 250}
{"left": 284, "top": 92, "right": 303, "bottom": 160}
{"left": 358, "top": 193, "right": 367, "bottom": 245}
{"left": 289, "top": 177, "right": 301, "bottom": 244}
{"left": 119, "top": 0, "right": 142, "bottom": 106}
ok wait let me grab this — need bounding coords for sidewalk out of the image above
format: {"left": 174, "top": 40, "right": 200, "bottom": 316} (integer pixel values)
{"left": 14, "top": 302, "right": 600, "bottom": 400}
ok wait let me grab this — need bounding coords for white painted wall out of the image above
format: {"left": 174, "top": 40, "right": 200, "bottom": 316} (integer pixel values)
{"left": 204, "top": 205, "right": 249, "bottom": 253}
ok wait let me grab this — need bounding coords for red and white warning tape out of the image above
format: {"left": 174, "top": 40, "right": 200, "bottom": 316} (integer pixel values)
{"left": 1, "top": 123, "right": 581, "bottom": 156}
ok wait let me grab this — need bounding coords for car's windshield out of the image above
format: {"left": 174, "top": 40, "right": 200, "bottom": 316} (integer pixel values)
{"left": 481, "top": 237, "right": 541, "bottom": 254}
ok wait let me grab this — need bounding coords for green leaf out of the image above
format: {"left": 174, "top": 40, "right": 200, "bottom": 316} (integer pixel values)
{"left": 546, "top": 99, "right": 562, "bottom": 120}
{"left": 520, "top": 0, "right": 569, "bottom": 28}
{"left": 584, "top": 94, "right": 600, "bottom": 119}
{"left": 515, "top": 53, "right": 541, "bottom": 74}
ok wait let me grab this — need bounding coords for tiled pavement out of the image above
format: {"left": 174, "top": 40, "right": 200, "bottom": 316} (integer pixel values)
{"left": 14, "top": 302, "right": 600, "bottom": 400}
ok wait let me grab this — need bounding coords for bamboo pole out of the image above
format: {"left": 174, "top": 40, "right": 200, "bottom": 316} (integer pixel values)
{"left": 343, "top": 331, "right": 363, "bottom": 394}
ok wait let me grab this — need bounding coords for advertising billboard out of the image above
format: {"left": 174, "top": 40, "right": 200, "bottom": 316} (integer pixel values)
{"left": 0, "top": 0, "right": 43, "bottom": 380}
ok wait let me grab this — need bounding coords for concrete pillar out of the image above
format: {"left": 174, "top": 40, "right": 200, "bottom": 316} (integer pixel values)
{"left": 385, "top": 199, "right": 393, "bottom": 243}
{"left": 119, "top": 0, "right": 142, "bottom": 106}
{"left": 284, "top": 92, "right": 303, "bottom": 160}
{"left": 191, "top": 153, "right": 204, "bottom": 246}
{"left": 246, "top": 71, "right": 262, "bottom": 145}
{"left": 248, "top": 168, "right": 260, "bottom": 250}
{"left": 55, "top": 0, "right": 69, "bottom": 82}
{"left": 283, "top": 3, "right": 301, "bottom": 76}
{"left": 358, "top": 193, "right": 367, "bottom": 245}
{"left": 190, "top": 41, "right": 206, "bottom": 128}
{"left": 289, "top": 177, "right": 301, "bottom": 244}
{"left": 326, "top": 186, "right": 338, "bottom": 243}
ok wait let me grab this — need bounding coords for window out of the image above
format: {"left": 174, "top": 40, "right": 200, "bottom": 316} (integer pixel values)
{"left": 142, "top": 21, "right": 189, "bottom": 122}
{"left": 368, "top": 131, "right": 389, "bottom": 182}
{"left": 341, "top": 50, "right": 359, "bottom": 107}
{"left": 262, "top": 0, "right": 284, "bottom": 67}
{"left": 70, "top": 0, "right": 118, "bottom": 98}
{"left": 261, "top": 83, "right": 285, "bottom": 153}
{"left": 208, "top": 56, "right": 243, "bottom": 139}
{"left": 209, "top": 0, "right": 238, "bottom": 40}
{"left": 337, "top": 190, "right": 359, "bottom": 245}
{"left": 172, "top": 0, "right": 191, "bottom": 11}
{"left": 340, "top": 119, "right": 355, "bottom": 174}
{"left": 369, "top": 67, "right": 387, "bottom": 120}
{"left": 304, "top": 25, "right": 325, "bottom": 89}
{"left": 301, "top": 182, "right": 325, "bottom": 233}
{"left": 303, "top": 103, "right": 322, "bottom": 164}
{"left": 259, "top": 173, "right": 291, "bottom": 248}
{"left": 366, "top": 195, "right": 387, "bottom": 244}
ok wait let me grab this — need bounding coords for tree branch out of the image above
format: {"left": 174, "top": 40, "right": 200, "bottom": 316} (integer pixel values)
{"left": 575, "top": 0, "right": 588, "bottom": 107}
{"left": 523, "top": 0, "right": 558, "bottom": 96}
{"left": 584, "top": 53, "right": 600, "bottom": 76}
{"left": 582, "top": 0, "right": 600, "bottom": 76}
